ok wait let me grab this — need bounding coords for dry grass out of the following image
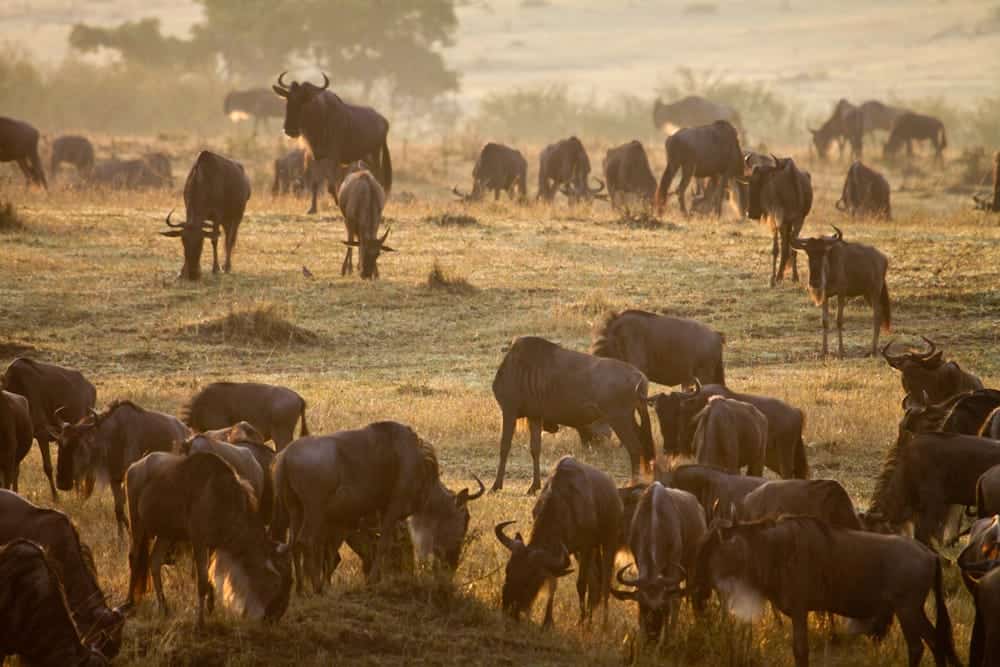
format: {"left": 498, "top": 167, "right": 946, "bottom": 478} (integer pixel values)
{"left": 426, "top": 260, "right": 477, "bottom": 294}
{"left": 0, "top": 200, "right": 24, "bottom": 232}
{"left": 179, "top": 302, "right": 319, "bottom": 347}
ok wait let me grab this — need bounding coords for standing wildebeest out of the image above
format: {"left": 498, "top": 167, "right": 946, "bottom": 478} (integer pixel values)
{"left": 223, "top": 88, "right": 286, "bottom": 134}
{"left": 272, "top": 148, "right": 306, "bottom": 196}
{"left": 304, "top": 150, "right": 339, "bottom": 214}
{"left": 453, "top": 142, "right": 527, "bottom": 202}
{"left": 273, "top": 72, "right": 392, "bottom": 195}
{"left": 0, "top": 490, "right": 125, "bottom": 660}
{"left": 2, "top": 358, "right": 96, "bottom": 499}
{"left": 537, "top": 136, "right": 604, "bottom": 203}
{"left": 652, "top": 96, "right": 741, "bottom": 133}
{"left": 182, "top": 434, "right": 269, "bottom": 522}
{"left": 959, "top": 516, "right": 1000, "bottom": 666}
{"left": 740, "top": 479, "right": 862, "bottom": 530}
{"left": 857, "top": 100, "right": 906, "bottom": 135}
{"left": 0, "top": 539, "right": 110, "bottom": 667}
{"left": 491, "top": 336, "right": 655, "bottom": 494}
{"left": 836, "top": 161, "right": 891, "bottom": 219}
{"left": 883, "top": 336, "right": 983, "bottom": 406}
{"left": 791, "top": 226, "right": 890, "bottom": 357}
{"left": 0, "top": 391, "right": 32, "bottom": 490}
{"left": 657, "top": 462, "right": 766, "bottom": 524}
{"left": 603, "top": 140, "right": 657, "bottom": 211}
{"left": 591, "top": 309, "right": 725, "bottom": 387}
{"left": 125, "top": 452, "right": 292, "bottom": 627}
{"left": 0, "top": 116, "right": 46, "bottom": 188}
{"left": 182, "top": 381, "right": 308, "bottom": 451}
{"left": 495, "top": 456, "right": 622, "bottom": 628}
{"left": 974, "top": 151, "right": 1000, "bottom": 212}
{"left": 338, "top": 161, "right": 394, "bottom": 279}
{"left": 160, "top": 151, "right": 251, "bottom": 280}
{"left": 50, "top": 135, "right": 95, "bottom": 178}
{"left": 690, "top": 396, "right": 767, "bottom": 476}
{"left": 692, "top": 516, "right": 960, "bottom": 667}
{"left": 654, "top": 120, "right": 742, "bottom": 217}
{"left": 809, "top": 98, "right": 861, "bottom": 161}
{"left": 611, "top": 482, "right": 706, "bottom": 642}
{"left": 744, "top": 155, "right": 812, "bottom": 286}
{"left": 52, "top": 400, "right": 190, "bottom": 536}
{"left": 884, "top": 111, "right": 947, "bottom": 165}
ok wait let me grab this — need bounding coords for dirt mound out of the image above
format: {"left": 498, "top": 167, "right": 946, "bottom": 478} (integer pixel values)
{"left": 181, "top": 303, "right": 318, "bottom": 346}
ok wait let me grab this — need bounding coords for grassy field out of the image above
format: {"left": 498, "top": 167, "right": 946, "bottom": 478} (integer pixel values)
{"left": 2, "top": 138, "right": 999, "bottom": 665}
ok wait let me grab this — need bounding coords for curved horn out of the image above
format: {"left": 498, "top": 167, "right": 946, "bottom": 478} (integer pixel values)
{"left": 830, "top": 225, "right": 843, "bottom": 241}
{"left": 918, "top": 336, "right": 938, "bottom": 361}
{"left": 164, "top": 208, "right": 182, "bottom": 228}
{"left": 88, "top": 408, "right": 99, "bottom": 421}
{"left": 319, "top": 72, "right": 330, "bottom": 90}
{"left": 835, "top": 198, "right": 847, "bottom": 212}
{"left": 277, "top": 71, "right": 290, "bottom": 90}
{"left": 770, "top": 153, "right": 781, "bottom": 166}
{"left": 881, "top": 339, "right": 906, "bottom": 368}
{"left": 467, "top": 474, "right": 486, "bottom": 501}
{"left": 616, "top": 563, "right": 640, "bottom": 587}
{"left": 452, "top": 185, "right": 469, "bottom": 200}
{"left": 494, "top": 521, "right": 520, "bottom": 552}
{"left": 53, "top": 406, "right": 70, "bottom": 425}
{"left": 378, "top": 225, "right": 391, "bottom": 245}
{"left": 588, "top": 176, "right": 605, "bottom": 195}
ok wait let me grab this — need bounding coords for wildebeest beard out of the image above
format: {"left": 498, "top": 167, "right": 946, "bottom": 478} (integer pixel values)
{"left": 806, "top": 256, "right": 828, "bottom": 306}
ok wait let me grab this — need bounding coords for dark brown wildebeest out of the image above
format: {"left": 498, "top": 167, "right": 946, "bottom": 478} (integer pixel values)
{"left": 182, "top": 434, "right": 269, "bottom": 523}
{"left": 453, "top": 142, "right": 527, "bottom": 202}
{"left": 204, "top": 420, "right": 266, "bottom": 445}
{"left": 652, "top": 96, "right": 741, "bottom": 133}
{"left": 0, "top": 391, "right": 32, "bottom": 490}
{"left": 160, "top": 150, "right": 251, "bottom": 280}
{"left": 0, "top": 116, "right": 46, "bottom": 188}
{"left": 791, "top": 226, "right": 890, "bottom": 357}
{"left": 273, "top": 72, "right": 392, "bottom": 195}
{"left": 836, "top": 161, "right": 891, "bottom": 219}
{"left": 89, "top": 157, "right": 169, "bottom": 189}
{"left": 657, "top": 462, "right": 766, "bottom": 523}
{"left": 857, "top": 100, "right": 906, "bottom": 135}
{"left": 125, "top": 451, "right": 292, "bottom": 627}
{"left": 338, "top": 161, "right": 394, "bottom": 279}
{"left": 491, "top": 336, "right": 655, "bottom": 494}
{"left": 883, "top": 336, "right": 983, "bottom": 406}
{"left": 52, "top": 400, "right": 189, "bottom": 536}
{"left": 974, "top": 151, "right": 1000, "bottom": 212}
{"left": 958, "top": 516, "right": 1000, "bottom": 666}
{"left": 224, "top": 88, "right": 286, "bottom": 134}
{"left": 740, "top": 479, "right": 861, "bottom": 530}
{"left": 182, "top": 381, "right": 308, "bottom": 451}
{"left": 977, "top": 467, "right": 1000, "bottom": 518}
{"left": 692, "top": 516, "right": 960, "bottom": 667}
{"left": 654, "top": 120, "right": 743, "bottom": 217}
{"left": 50, "top": 135, "right": 95, "bottom": 178}
{"left": 884, "top": 111, "right": 947, "bottom": 166}
{"left": 2, "top": 358, "right": 96, "bottom": 499}
{"left": 537, "top": 136, "right": 604, "bottom": 203}
{"left": 809, "top": 98, "right": 861, "bottom": 161}
{"left": 591, "top": 309, "right": 725, "bottom": 387}
{"left": 897, "top": 389, "right": 1000, "bottom": 439}
{"left": 690, "top": 396, "right": 767, "bottom": 476}
{"left": 602, "top": 140, "right": 657, "bottom": 211}
{"left": 0, "top": 490, "right": 125, "bottom": 660}
{"left": 304, "top": 150, "right": 339, "bottom": 214}
{"left": 0, "top": 539, "right": 110, "bottom": 667}
{"left": 611, "top": 482, "right": 705, "bottom": 642}
{"left": 495, "top": 456, "right": 622, "bottom": 628}
{"left": 272, "top": 148, "right": 306, "bottom": 196}
{"left": 983, "top": 408, "right": 1000, "bottom": 441}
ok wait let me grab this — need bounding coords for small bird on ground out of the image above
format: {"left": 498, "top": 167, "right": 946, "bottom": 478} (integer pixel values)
{"left": 302, "top": 265, "right": 314, "bottom": 279}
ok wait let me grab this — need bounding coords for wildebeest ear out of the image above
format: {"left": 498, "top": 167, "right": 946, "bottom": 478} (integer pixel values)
{"left": 272, "top": 85, "right": 289, "bottom": 98}
{"left": 380, "top": 245, "right": 396, "bottom": 252}
{"left": 342, "top": 240, "right": 361, "bottom": 247}
{"left": 160, "top": 230, "right": 183, "bottom": 238}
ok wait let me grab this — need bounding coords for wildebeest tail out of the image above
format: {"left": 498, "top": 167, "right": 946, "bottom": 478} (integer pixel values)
{"left": 938, "top": 125, "right": 948, "bottom": 151}
{"left": 299, "top": 400, "right": 309, "bottom": 437}
{"left": 932, "top": 557, "right": 961, "bottom": 665}
{"left": 654, "top": 162, "right": 677, "bottom": 213}
{"left": 794, "top": 435, "right": 810, "bottom": 479}
{"left": 879, "top": 281, "right": 891, "bottom": 333}
{"left": 976, "top": 475, "right": 988, "bottom": 518}
{"left": 270, "top": 454, "right": 291, "bottom": 542}
{"left": 590, "top": 311, "right": 623, "bottom": 359}
{"left": 635, "top": 383, "right": 655, "bottom": 469}
{"left": 380, "top": 140, "right": 392, "bottom": 195}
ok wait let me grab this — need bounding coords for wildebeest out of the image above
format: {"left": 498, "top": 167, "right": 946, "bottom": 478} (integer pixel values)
{"left": 884, "top": 111, "right": 947, "bottom": 165}
{"left": 690, "top": 396, "right": 767, "bottom": 476}
{"left": 657, "top": 462, "right": 766, "bottom": 524}
{"left": 495, "top": 456, "right": 622, "bottom": 627}
{"left": 160, "top": 150, "right": 251, "bottom": 280}
{"left": 453, "top": 142, "right": 527, "bottom": 202}
{"left": 52, "top": 400, "right": 189, "bottom": 536}
{"left": 983, "top": 408, "right": 1000, "bottom": 441}
{"left": 611, "top": 482, "right": 705, "bottom": 642}
{"left": 857, "top": 100, "right": 906, "bottom": 135}
{"left": 809, "top": 98, "right": 861, "bottom": 161}
{"left": 0, "top": 490, "right": 125, "bottom": 659}
{"left": 304, "top": 150, "right": 339, "bottom": 214}
{"left": 836, "top": 161, "right": 891, "bottom": 219}
{"left": 740, "top": 479, "right": 862, "bottom": 529}
{"left": 692, "top": 516, "right": 960, "bottom": 667}
{"left": 182, "top": 434, "right": 269, "bottom": 522}
{"left": 272, "top": 148, "right": 306, "bottom": 196}
{"left": 652, "top": 96, "right": 741, "bottom": 133}
{"left": 338, "top": 161, "right": 394, "bottom": 279}
{"left": 491, "top": 336, "right": 654, "bottom": 493}
{"left": 50, "top": 135, "right": 95, "bottom": 178}
{"left": 224, "top": 88, "right": 286, "bottom": 133}
{"left": 142, "top": 151, "right": 173, "bottom": 187}
{"left": 974, "top": 151, "right": 1000, "bottom": 212}
{"left": 537, "top": 136, "right": 604, "bottom": 203}
{"left": 791, "top": 226, "right": 890, "bottom": 357}
{"left": 899, "top": 389, "right": 1000, "bottom": 438}
{"left": 602, "top": 140, "right": 657, "bottom": 211}
{"left": 0, "top": 116, "right": 46, "bottom": 188}
{"left": 882, "top": 336, "right": 983, "bottom": 406}
{"left": 181, "top": 381, "right": 309, "bottom": 451}
{"left": 958, "top": 516, "right": 1000, "bottom": 666}
{"left": 977, "top": 467, "right": 1000, "bottom": 518}
{"left": 744, "top": 155, "right": 813, "bottom": 286}
{"left": 2, "top": 358, "right": 96, "bottom": 499}
{"left": 125, "top": 451, "right": 292, "bottom": 627}
{"left": 0, "top": 539, "right": 109, "bottom": 667}
{"left": 654, "top": 120, "right": 743, "bottom": 217}
{"left": 272, "top": 72, "right": 392, "bottom": 195}
{"left": 0, "top": 391, "right": 31, "bottom": 490}
{"left": 89, "top": 156, "right": 170, "bottom": 189}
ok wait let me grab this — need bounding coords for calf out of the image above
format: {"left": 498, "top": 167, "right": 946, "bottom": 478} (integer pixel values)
{"left": 453, "top": 142, "right": 527, "bottom": 202}
{"left": 0, "top": 391, "right": 31, "bottom": 490}
{"left": 338, "top": 161, "right": 394, "bottom": 279}
{"left": 272, "top": 148, "right": 306, "bottom": 196}
{"left": 744, "top": 156, "right": 813, "bottom": 286}
{"left": 836, "top": 161, "right": 891, "bottom": 219}
{"left": 182, "top": 381, "right": 308, "bottom": 450}
{"left": 740, "top": 479, "right": 861, "bottom": 529}
{"left": 0, "top": 116, "right": 46, "bottom": 188}
{"left": 690, "top": 396, "right": 767, "bottom": 476}
{"left": 884, "top": 111, "right": 947, "bottom": 165}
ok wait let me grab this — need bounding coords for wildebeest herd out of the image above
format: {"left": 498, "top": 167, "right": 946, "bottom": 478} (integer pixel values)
{"left": 1, "top": 73, "right": 1000, "bottom": 667}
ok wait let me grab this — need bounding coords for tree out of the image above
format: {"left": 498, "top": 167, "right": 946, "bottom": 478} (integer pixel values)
{"left": 68, "top": 19, "right": 211, "bottom": 70}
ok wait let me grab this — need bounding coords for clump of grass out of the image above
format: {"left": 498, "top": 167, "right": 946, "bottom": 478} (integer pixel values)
{"left": 180, "top": 302, "right": 318, "bottom": 346}
{"left": 426, "top": 260, "right": 477, "bottom": 294}
{"left": 425, "top": 213, "right": 479, "bottom": 227}
{"left": 614, "top": 210, "right": 671, "bottom": 230}
{"left": 0, "top": 201, "right": 24, "bottom": 232}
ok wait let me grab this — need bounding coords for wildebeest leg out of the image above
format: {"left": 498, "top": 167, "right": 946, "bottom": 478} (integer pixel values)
{"left": 223, "top": 222, "right": 238, "bottom": 273}
{"left": 37, "top": 435, "right": 57, "bottom": 499}
{"left": 210, "top": 223, "right": 222, "bottom": 274}
{"left": 492, "top": 411, "right": 517, "bottom": 492}
{"left": 150, "top": 537, "right": 172, "bottom": 615}
{"left": 715, "top": 175, "right": 728, "bottom": 218}
{"left": 871, "top": 290, "right": 882, "bottom": 357}
{"left": 821, "top": 298, "right": 830, "bottom": 357}
{"left": 308, "top": 181, "right": 319, "bottom": 214}
{"left": 575, "top": 550, "right": 591, "bottom": 623}
{"left": 528, "top": 417, "right": 543, "bottom": 494}
{"left": 341, "top": 231, "right": 356, "bottom": 276}
{"left": 769, "top": 224, "right": 779, "bottom": 287}
{"left": 791, "top": 608, "right": 810, "bottom": 667}
{"left": 894, "top": 604, "right": 931, "bottom": 667}
{"left": 676, "top": 168, "right": 693, "bottom": 216}
{"left": 112, "top": 480, "right": 129, "bottom": 539}
{"left": 542, "top": 577, "right": 558, "bottom": 629}
{"left": 15, "top": 158, "right": 34, "bottom": 188}
{"left": 608, "top": 413, "right": 642, "bottom": 484}
{"left": 970, "top": 610, "right": 985, "bottom": 667}
{"left": 836, "top": 295, "right": 846, "bottom": 358}
{"left": 193, "top": 543, "right": 212, "bottom": 629}
{"left": 598, "top": 543, "right": 614, "bottom": 626}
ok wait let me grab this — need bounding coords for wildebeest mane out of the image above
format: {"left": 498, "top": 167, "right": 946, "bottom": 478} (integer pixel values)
{"left": 868, "top": 434, "right": 910, "bottom": 523}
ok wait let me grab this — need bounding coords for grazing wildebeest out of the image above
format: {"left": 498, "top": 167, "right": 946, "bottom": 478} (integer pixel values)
{"left": 882, "top": 337, "right": 983, "bottom": 405}
{"left": 690, "top": 396, "right": 767, "bottom": 476}
{"left": 50, "top": 135, "right": 95, "bottom": 178}
{"left": 273, "top": 72, "right": 392, "bottom": 194}
{"left": 884, "top": 111, "right": 947, "bottom": 165}
{"left": 857, "top": 100, "right": 906, "bottom": 135}
{"left": 836, "top": 161, "right": 891, "bottom": 219}
{"left": 2, "top": 358, "right": 96, "bottom": 499}
{"left": 182, "top": 381, "right": 309, "bottom": 451}
{"left": 611, "top": 482, "right": 705, "bottom": 642}
{"left": 453, "top": 142, "right": 527, "bottom": 202}
{"left": 959, "top": 516, "right": 1000, "bottom": 666}
{"left": 223, "top": 88, "right": 286, "bottom": 133}
{"left": 974, "top": 151, "right": 1000, "bottom": 212}
{"left": 272, "top": 148, "right": 306, "bottom": 196}
{"left": 656, "top": 462, "right": 766, "bottom": 524}
{"left": 537, "top": 136, "right": 604, "bottom": 203}
{"left": 491, "top": 336, "right": 655, "bottom": 493}
{"left": 0, "top": 116, "right": 46, "bottom": 188}
{"left": 591, "top": 309, "right": 725, "bottom": 387}
{"left": 603, "top": 140, "right": 657, "bottom": 211}
{"left": 125, "top": 451, "right": 292, "bottom": 627}
{"left": 809, "top": 98, "right": 861, "bottom": 161}
{"left": 52, "top": 400, "right": 189, "bottom": 536}
{"left": 0, "top": 391, "right": 31, "bottom": 490}
{"left": 692, "top": 516, "right": 960, "bottom": 667}
{"left": 495, "top": 456, "right": 622, "bottom": 628}
{"left": 744, "top": 155, "right": 813, "bottom": 286}
{"left": 791, "top": 226, "right": 890, "bottom": 357}
{"left": 654, "top": 120, "right": 742, "bottom": 217}
{"left": 740, "top": 479, "right": 862, "bottom": 529}
{"left": 338, "top": 161, "right": 394, "bottom": 279}
{"left": 652, "top": 96, "right": 741, "bottom": 133}
{"left": 0, "top": 490, "right": 125, "bottom": 659}
{"left": 89, "top": 157, "right": 169, "bottom": 189}
{"left": 274, "top": 421, "right": 479, "bottom": 591}
{"left": 160, "top": 151, "right": 251, "bottom": 280}
{"left": 0, "top": 539, "right": 109, "bottom": 667}
{"left": 182, "top": 434, "right": 269, "bottom": 522}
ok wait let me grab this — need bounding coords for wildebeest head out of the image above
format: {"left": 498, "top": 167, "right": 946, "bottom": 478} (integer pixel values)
{"left": 494, "top": 521, "right": 573, "bottom": 620}
{"left": 790, "top": 226, "right": 844, "bottom": 305}
{"left": 345, "top": 224, "right": 396, "bottom": 280}
{"left": 272, "top": 71, "right": 330, "bottom": 139}
{"left": 49, "top": 407, "right": 101, "bottom": 492}
{"left": 159, "top": 209, "right": 218, "bottom": 281}
{"left": 882, "top": 337, "right": 948, "bottom": 398}
{"left": 649, "top": 381, "right": 704, "bottom": 455}
{"left": 611, "top": 562, "right": 686, "bottom": 639}
{"left": 744, "top": 155, "right": 803, "bottom": 221}
{"left": 213, "top": 537, "right": 292, "bottom": 623}
{"left": 689, "top": 525, "right": 767, "bottom": 621}
{"left": 410, "top": 475, "right": 485, "bottom": 570}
